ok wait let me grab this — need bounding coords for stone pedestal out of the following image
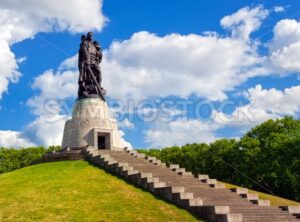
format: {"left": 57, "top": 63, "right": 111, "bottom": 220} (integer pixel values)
{"left": 61, "top": 98, "right": 124, "bottom": 150}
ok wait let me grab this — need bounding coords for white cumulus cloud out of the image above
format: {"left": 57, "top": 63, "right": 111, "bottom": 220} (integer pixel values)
{"left": 27, "top": 69, "right": 77, "bottom": 116}
{"left": 221, "top": 6, "right": 269, "bottom": 41}
{"left": 274, "top": 6, "right": 285, "bottom": 13}
{"left": 103, "top": 32, "right": 263, "bottom": 101}
{"left": 145, "top": 119, "right": 219, "bottom": 148}
{"left": 214, "top": 84, "right": 300, "bottom": 128}
{"left": 22, "top": 115, "right": 68, "bottom": 147}
{"left": 100, "top": 6, "right": 271, "bottom": 102}
{"left": 0, "top": 115, "right": 69, "bottom": 148}
{"left": 269, "top": 19, "right": 300, "bottom": 73}
{"left": 0, "top": 130, "right": 35, "bottom": 148}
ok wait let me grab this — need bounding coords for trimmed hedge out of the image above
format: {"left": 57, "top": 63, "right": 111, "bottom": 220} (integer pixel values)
{"left": 0, "top": 146, "right": 60, "bottom": 174}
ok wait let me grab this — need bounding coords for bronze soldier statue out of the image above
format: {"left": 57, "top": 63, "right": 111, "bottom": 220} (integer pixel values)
{"left": 78, "top": 32, "right": 105, "bottom": 100}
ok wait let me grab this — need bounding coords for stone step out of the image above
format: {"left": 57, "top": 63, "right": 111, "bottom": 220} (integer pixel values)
{"left": 99, "top": 153, "right": 110, "bottom": 158}
{"left": 145, "top": 156, "right": 156, "bottom": 161}
{"left": 243, "top": 219, "right": 299, "bottom": 222}
{"left": 230, "top": 206, "right": 280, "bottom": 210}
{"left": 123, "top": 169, "right": 139, "bottom": 176}
{"left": 148, "top": 181, "right": 167, "bottom": 192}
{"left": 173, "top": 167, "right": 185, "bottom": 173}
{"left": 117, "top": 165, "right": 134, "bottom": 172}
{"left": 128, "top": 172, "right": 153, "bottom": 184}
{"left": 238, "top": 214, "right": 299, "bottom": 221}
{"left": 178, "top": 171, "right": 193, "bottom": 176}
{"left": 244, "top": 217, "right": 299, "bottom": 219}
{"left": 142, "top": 176, "right": 159, "bottom": 183}
{"left": 201, "top": 198, "right": 247, "bottom": 202}
{"left": 233, "top": 209, "right": 296, "bottom": 214}
{"left": 203, "top": 201, "right": 251, "bottom": 206}
{"left": 250, "top": 199, "right": 270, "bottom": 206}
{"left": 280, "top": 206, "right": 300, "bottom": 214}
{"left": 172, "top": 192, "right": 194, "bottom": 200}
{"left": 209, "top": 183, "right": 226, "bottom": 189}
{"left": 240, "top": 193, "right": 259, "bottom": 201}
{"left": 181, "top": 198, "right": 204, "bottom": 207}
{"left": 168, "top": 164, "right": 180, "bottom": 170}
{"left": 188, "top": 190, "right": 245, "bottom": 196}
{"left": 201, "top": 178, "right": 217, "bottom": 185}
{"left": 134, "top": 153, "right": 146, "bottom": 158}
{"left": 230, "top": 187, "right": 248, "bottom": 194}
{"left": 230, "top": 206, "right": 279, "bottom": 210}
{"left": 197, "top": 174, "right": 210, "bottom": 180}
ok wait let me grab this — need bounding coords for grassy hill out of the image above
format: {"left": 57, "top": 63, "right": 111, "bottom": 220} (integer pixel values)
{"left": 0, "top": 161, "right": 200, "bottom": 222}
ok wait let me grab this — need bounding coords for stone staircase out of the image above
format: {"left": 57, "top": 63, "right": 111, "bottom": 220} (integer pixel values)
{"left": 84, "top": 147, "right": 300, "bottom": 222}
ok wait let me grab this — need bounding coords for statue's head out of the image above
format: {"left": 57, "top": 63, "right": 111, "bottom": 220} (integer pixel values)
{"left": 81, "top": 35, "right": 86, "bottom": 41}
{"left": 87, "top": 32, "right": 93, "bottom": 41}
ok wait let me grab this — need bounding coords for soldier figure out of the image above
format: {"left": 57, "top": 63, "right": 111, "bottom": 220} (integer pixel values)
{"left": 78, "top": 32, "right": 105, "bottom": 100}
{"left": 93, "top": 40, "right": 103, "bottom": 87}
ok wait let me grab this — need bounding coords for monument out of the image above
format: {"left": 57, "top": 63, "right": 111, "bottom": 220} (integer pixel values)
{"left": 61, "top": 32, "right": 124, "bottom": 150}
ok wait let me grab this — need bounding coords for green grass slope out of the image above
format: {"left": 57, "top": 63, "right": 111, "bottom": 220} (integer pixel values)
{"left": 0, "top": 161, "right": 200, "bottom": 222}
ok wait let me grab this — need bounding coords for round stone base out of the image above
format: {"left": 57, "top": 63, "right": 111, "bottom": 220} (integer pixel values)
{"left": 61, "top": 98, "right": 124, "bottom": 150}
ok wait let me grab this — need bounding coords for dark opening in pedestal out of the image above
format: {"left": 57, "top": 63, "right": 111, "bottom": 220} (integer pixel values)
{"left": 97, "top": 136, "right": 106, "bottom": 149}
{"left": 94, "top": 131, "right": 111, "bottom": 150}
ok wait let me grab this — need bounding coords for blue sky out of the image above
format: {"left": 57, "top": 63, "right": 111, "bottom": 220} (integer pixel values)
{"left": 0, "top": 0, "right": 300, "bottom": 148}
